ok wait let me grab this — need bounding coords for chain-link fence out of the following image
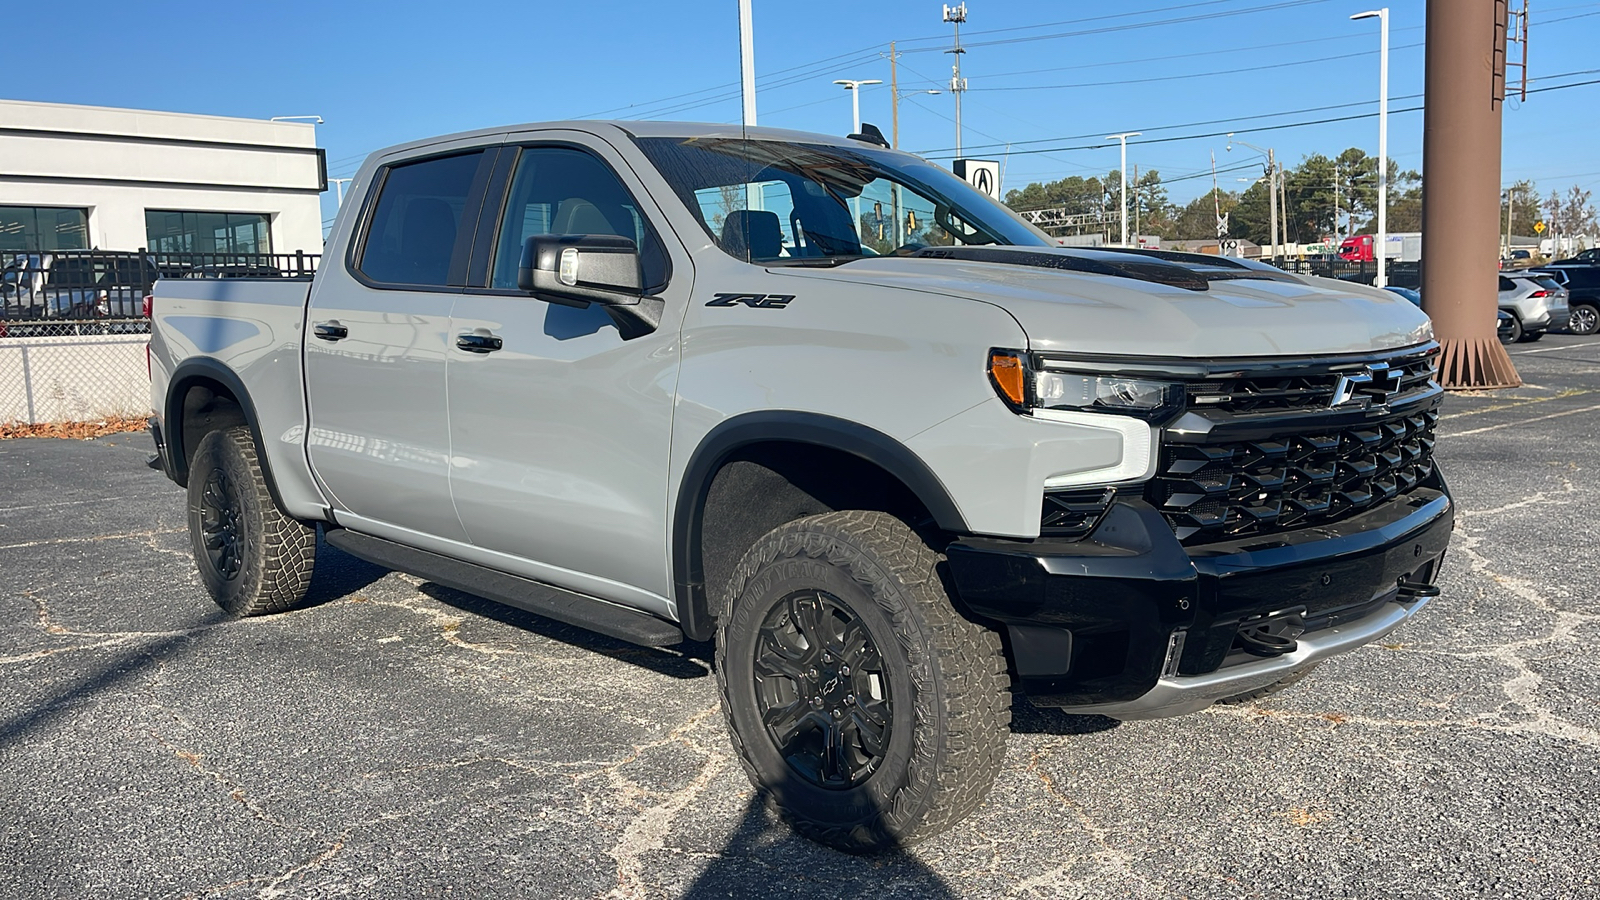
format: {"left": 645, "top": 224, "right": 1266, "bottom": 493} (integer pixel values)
{"left": 0, "top": 321, "right": 152, "bottom": 425}
{"left": 2, "top": 250, "right": 319, "bottom": 426}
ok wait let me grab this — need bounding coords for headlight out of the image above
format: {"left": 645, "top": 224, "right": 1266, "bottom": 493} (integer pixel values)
{"left": 988, "top": 349, "right": 1185, "bottom": 422}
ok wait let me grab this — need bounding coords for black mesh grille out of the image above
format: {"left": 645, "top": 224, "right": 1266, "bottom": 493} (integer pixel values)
{"left": 1147, "top": 408, "right": 1439, "bottom": 544}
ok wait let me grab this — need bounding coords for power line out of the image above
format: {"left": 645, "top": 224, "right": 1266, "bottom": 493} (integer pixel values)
{"left": 921, "top": 69, "right": 1600, "bottom": 158}
{"left": 973, "top": 43, "right": 1422, "bottom": 93}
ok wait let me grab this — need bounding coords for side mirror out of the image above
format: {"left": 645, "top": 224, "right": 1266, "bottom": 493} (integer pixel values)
{"left": 518, "top": 234, "right": 642, "bottom": 306}
{"left": 517, "top": 234, "right": 663, "bottom": 339}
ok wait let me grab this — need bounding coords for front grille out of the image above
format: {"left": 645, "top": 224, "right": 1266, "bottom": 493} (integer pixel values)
{"left": 1186, "top": 348, "right": 1438, "bottom": 413}
{"left": 1147, "top": 407, "right": 1440, "bottom": 544}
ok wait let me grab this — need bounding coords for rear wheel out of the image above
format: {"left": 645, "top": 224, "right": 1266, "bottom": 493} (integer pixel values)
{"left": 1517, "top": 329, "right": 1544, "bottom": 343}
{"left": 1569, "top": 303, "right": 1599, "bottom": 336}
{"left": 187, "top": 425, "right": 317, "bottom": 616}
{"left": 715, "top": 511, "right": 1011, "bottom": 853}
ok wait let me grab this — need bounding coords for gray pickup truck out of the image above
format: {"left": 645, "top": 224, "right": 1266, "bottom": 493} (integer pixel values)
{"left": 148, "top": 120, "right": 1452, "bottom": 852}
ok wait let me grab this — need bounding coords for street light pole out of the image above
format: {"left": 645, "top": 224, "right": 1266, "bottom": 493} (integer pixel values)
{"left": 1106, "top": 132, "right": 1141, "bottom": 246}
{"left": 329, "top": 178, "right": 352, "bottom": 207}
{"left": 832, "top": 79, "right": 882, "bottom": 133}
{"left": 739, "top": 0, "right": 757, "bottom": 127}
{"left": 1353, "top": 8, "right": 1389, "bottom": 287}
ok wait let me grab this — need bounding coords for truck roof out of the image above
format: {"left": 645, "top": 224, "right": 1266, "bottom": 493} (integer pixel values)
{"left": 364, "top": 120, "right": 917, "bottom": 164}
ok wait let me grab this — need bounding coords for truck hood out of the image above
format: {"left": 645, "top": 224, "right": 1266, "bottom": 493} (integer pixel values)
{"left": 771, "top": 250, "right": 1433, "bottom": 358}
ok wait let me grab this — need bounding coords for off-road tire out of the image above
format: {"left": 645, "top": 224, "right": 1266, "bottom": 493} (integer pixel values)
{"left": 187, "top": 425, "right": 316, "bottom": 616}
{"left": 1216, "top": 663, "right": 1320, "bottom": 705}
{"left": 715, "top": 510, "right": 1011, "bottom": 853}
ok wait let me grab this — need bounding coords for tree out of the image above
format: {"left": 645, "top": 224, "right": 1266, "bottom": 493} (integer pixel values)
{"left": 1561, "top": 184, "right": 1596, "bottom": 235}
{"left": 1129, "top": 168, "right": 1172, "bottom": 236}
{"left": 1171, "top": 190, "right": 1239, "bottom": 240}
{"left": 1501, "top": 179, "right": 1541, "bottom": 236}
{"left": 1003, "top": 175, "right": 1107, "bottom": 216}
{"left": 1229, "top": 178, "right": 1274, "bottom": 245}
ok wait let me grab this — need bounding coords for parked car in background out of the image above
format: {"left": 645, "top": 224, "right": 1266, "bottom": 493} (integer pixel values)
{"left": 1498, "top": 272, "right": 1569, "bottom": 342}
{"left": 1533, "top": 267, "right": 1600, "bottom": 335}
{"left": 1382, "top": 285, "right": 1422, "bottom": 306}
{"left": 1547, "top": 248, "right": 1600, "bottom": 267}
{"left": 0, "top": 250, "right": 179, "bottom": 319}
{"left": 1497, "top": 310, "right": 1517, "bottom": 343}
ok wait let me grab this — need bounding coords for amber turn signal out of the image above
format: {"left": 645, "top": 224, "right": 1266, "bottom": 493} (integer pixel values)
{"left": 988, "top": 350, "right": 1027, "bottom": 408}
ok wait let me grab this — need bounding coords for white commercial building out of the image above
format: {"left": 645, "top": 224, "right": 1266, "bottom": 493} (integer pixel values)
{"left": 0, "top": 98, "right": 325, "bottom": 256}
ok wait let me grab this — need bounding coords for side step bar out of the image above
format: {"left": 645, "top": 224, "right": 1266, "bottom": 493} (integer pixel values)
{"left": 323, "top": 528, "right": 684, "bottom": 647}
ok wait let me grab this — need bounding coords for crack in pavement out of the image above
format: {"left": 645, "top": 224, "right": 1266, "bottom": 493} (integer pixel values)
{"left": 1217, "top": 475, "right": 1600, "bottom": 748}
{"left": 1024, "top": 748, "right": 1163, "bottom": 899}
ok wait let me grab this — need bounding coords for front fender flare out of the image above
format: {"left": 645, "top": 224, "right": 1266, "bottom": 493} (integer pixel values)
{"left": 670, "top": 411, "right": 968, "bottom": 641}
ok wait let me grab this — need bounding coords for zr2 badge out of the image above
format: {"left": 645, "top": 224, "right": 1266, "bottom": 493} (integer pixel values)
{"left": 706, "top": 293, "right": 795, "bottom": 309}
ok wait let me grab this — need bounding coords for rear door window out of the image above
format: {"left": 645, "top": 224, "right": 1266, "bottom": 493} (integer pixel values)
{"left": 358, "top": 151, "right": 487, "bottom": 287}
{"left": 1498, "top": 276, "right": 1516, "bottom": 292}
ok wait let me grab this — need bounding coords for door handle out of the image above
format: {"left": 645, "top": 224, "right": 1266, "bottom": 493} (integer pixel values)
{"left": 456, "top": 332, "right": 503, "bottom": 353}
{"left": 313, "top": 321, "right": 348, "bottom": 341}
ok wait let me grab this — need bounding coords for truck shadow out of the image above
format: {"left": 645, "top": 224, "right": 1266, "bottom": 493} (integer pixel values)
{"left": 297, "top": 533, "right": 393, "bottom": 610}
{"left": 678, "top": 792, "right": 960, "bottom": 899}
{"left": 414, "top": 581, "right": 715, "bottom": 680}
{"left": 1008, "top": 694, "right": 1121, "bottom": 736}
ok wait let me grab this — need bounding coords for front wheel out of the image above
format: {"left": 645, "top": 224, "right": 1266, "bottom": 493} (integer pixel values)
{"left": 187, "top": 425, "right": 317, "bottom": 616}
{"left": 715, "top": 511, "right": 1011, "bottom": 853}
{"left": 1569, "top": 303, "right": 1600, "bottom": 336}
{"left": 1502, "top": 315, "right": 1524, "bottom": 344}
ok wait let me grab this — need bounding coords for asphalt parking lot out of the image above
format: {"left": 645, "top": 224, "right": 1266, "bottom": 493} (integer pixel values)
{"left": 3, "top": 335, "right": 1598, "bottom": 900}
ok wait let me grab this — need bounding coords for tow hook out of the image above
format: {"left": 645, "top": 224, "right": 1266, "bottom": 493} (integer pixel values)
{"left": 1396, "top": 581, "right": 1442, "bottom": 602}
{"left": 1234, "top": 608, "right": 1307, "bottom": 658}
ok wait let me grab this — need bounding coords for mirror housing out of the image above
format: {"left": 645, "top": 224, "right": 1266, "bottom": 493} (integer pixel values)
{"left": 517, "top": 234, "right": 663, "bottom": 339}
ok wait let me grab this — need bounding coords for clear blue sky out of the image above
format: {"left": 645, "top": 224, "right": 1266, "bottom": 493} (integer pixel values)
{"left": 7, "top": 0, "right": 1598, "bottom": 230}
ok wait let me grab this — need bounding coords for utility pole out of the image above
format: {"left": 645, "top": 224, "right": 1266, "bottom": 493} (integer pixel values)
{"left": 1132, "top": 164, "right": 1140, "bottom": 245}
{"left": 738, "top": 0, "right": 757, "bottom": 127}
{"left": 1280, "top": 159, "right": 1290, "bottom": 258}
{"left": 329, "top": 177, "right": 352, "bottom": 207}
{"left": 1333, "top": 164, "right": 1341, "bottom": 249}
{"left": 944, "top": 4, "right": 968, "bottom": 157}
{"left": 890, "top": 41, "right": 899, "bottom": 148}
{"left": 1106, "top": 132, "right": 1141, "bottom": 246}
{"left": 1420, "top": 0, "right": 1518, "bottom": 387}
{"left": 1503, "top": 185, "right": 1515, "bottom": 257}
{"left": 1268, "top": 149, "right": 1279, "bottom": 264}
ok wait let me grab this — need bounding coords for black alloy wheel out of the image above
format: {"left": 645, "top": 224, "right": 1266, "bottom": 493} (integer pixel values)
{"left": 1570, "top": 303, "right": 1600, "bottom": 336}
{"left": 186, "top": 425, "right": 317, "bottom": 617}
{"left": 198, "top": 466, "right": 246, "bottom": 582}
{"left": 754, "top": 590, "right": 894, "bottom": 790}
{"left": 715, "top": 510, "right": 1011, "bottom": 853}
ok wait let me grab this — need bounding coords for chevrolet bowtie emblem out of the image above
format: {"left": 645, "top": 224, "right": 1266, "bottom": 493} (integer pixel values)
{"left": 1330, "top": 362, "right": 1403, "bottom": 408}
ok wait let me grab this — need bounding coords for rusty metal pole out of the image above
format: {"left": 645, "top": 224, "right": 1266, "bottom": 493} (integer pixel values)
{"left": 1421, "top": 0, "right": 1520, "bottom": 388}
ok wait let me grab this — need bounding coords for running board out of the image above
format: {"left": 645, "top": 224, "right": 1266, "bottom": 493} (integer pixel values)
{"left": 323, "top": 528, "right": 684, "bottom": 647}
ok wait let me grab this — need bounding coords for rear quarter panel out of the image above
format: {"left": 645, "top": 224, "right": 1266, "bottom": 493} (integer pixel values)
{"left": 151, "top": 277, "right": 327, "bottom": 517}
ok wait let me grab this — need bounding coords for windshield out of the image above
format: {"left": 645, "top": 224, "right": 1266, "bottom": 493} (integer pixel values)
{"left": 634, "top": 136, "right": 1052, "bottom": 265}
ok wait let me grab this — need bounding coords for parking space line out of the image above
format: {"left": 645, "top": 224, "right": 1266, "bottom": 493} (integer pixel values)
{"left": 1441, "top": 401, "right": 1600, "bottom": 438}
{"left": 1511, "top": 340, "right": 1600, "bottom": 356}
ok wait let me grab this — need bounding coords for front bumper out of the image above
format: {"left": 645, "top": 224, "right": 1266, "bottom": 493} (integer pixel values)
{"left": 945, "top": 484, "right": 1453, "bottom": 718}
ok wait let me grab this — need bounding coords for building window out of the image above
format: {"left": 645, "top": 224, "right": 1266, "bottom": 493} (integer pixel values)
{"left": 145, "top": 210, "right": 273, "bottom": 255}
{"left": 0, "top": 206, "right": 90, "bottom": 252}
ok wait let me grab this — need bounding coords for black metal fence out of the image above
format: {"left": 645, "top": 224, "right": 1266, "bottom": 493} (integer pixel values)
{"left": 1, "top": 249, "right": 320, "bottom": 323}
{"left": 1268, "top": 257, "right": 1421, "bottom": 289}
